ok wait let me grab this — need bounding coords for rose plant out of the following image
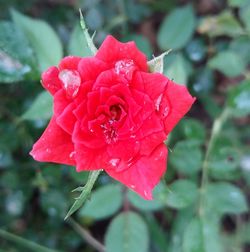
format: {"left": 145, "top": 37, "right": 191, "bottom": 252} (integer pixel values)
{"left": 30, "top": 35, "right": 195, "bottom": 201}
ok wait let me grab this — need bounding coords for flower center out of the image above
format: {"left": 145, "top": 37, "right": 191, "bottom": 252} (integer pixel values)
{"left": 110, "top": 104, "right": 122, "bottom": 121}
{"left": 114, "top": 59, "right": 136, "bottom": 80}
{"left": 101, "top": 105, "right": 122, "bottom": 144}
{"left": 59, "top": 69, "right": 81, "bottom": 98}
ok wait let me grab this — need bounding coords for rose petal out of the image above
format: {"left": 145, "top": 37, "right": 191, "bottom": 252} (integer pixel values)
{"left": 96, "top": 35, "right": 148, "bottom": 71}
{"left": 58, "top": 56, "right": 82, "bottom": 70}
{"left": 133, "top": 71, "right": 169, "bottom": 102}
{"left": 78, "top": 57, "right": 108, "bottom": 82}
{"left": 74, "top": 143, "right": 108, "bottom": 171}
{"left": 56, "top": 103, "right": 76, "bottom": 134}
{"left": 30, "top": 117, "right": 75, "bottom": 165}
{"left": 53, "top": 90, "right": 71, "bottom": 117}
{"left": 107, "top": 139, "right": 140, "bottom": 163}
{"left": 72, "top": 121, "right": 106, "bottom": 148}
{"left": 41, "top": 66, "right": 62, "bottom": 95}
{"left": 164, "top": 80, "right": 196, "bottom": 134}
{"left": 105, "top": 144, "right": 168, "bottom": 200}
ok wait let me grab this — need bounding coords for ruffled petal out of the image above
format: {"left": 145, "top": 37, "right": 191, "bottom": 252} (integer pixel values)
{"left": 41, "top": 66, "right": 62, "bottom": 95}
{"left": 96, "top": 35, "right": 148, "bottom": 71}
{"left": 74, "top": 143, "right": 109, "bottom": 171}
{"left": 78, "top": 57, "right": 109, "bottom": 82}
{"left": 58, "top": 56, "right": 82, "bottom": 70}
{"left": 164, "top": 81, "right": 196, "bottom": 134}
{"left": 30, "top": 117, "right": 75, "bottom": 165}
{"left": 72, "top": 121, "right": 106, "bottom": 149}
{"left": 56, "top": 103, "right": 76, "bottom": 134}
{"left": 107, "top": 139, "right": 140, "bottom": 164}
{"left": 132, "top": 72, "right": 169, "bottom": 110}
{"left": 105, "top": 144, "right": 168, "bottom": 200}
{"left": 53, "top": 90, "right": 71, "bottom": 118}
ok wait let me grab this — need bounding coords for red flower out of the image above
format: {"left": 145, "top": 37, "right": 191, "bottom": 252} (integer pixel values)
{"left": 30, "top": 36, "right": 195, "bottom": 199}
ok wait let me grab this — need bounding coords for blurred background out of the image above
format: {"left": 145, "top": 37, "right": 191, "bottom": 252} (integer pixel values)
{"left": 0, "top": 0, "right": 250, "bottom": 251}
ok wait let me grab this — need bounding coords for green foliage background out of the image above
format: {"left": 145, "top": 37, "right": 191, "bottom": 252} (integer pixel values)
{"left": 0, "top": 0, "right": 250, "bottom": 251}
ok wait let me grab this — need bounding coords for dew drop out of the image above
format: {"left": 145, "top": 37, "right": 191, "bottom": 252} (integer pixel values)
{"left": 130, "top": 184, "right": 135, "bottom": 189}
{"left": 46, "top": 148, "right": 51, "bottom": 153}
{"left": 162, "top": 107, "right": 169, "bottom": 117}
{"left": 155, "top": 94, "right": 163, "bottom": 111}
{"left": 59, "top": 69, "right": 81, "bottom": 98}
{"left": 144, "top": 190, "right": 148, "bottom": 197}
{"left": 109, "top": 158, "right": 120, "bottom": 167}
{"left": 114, "top": 59, "right": 136, "bottom": 80}
{"left": 69, "top": 151, "right": 76, "bottom": 159}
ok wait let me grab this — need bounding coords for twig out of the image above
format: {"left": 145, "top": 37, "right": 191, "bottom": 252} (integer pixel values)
{"left": 198, "top": 108, "right": 230, "bottom": 216}
{"left": 67, "top": 217, "right": 105, "bottom": 252}
{"left": 0, "top": 229, "right": 58, "bottom": 252}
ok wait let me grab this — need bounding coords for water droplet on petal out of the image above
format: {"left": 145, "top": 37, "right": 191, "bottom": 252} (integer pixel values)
{"left": 130, "top": 184, "right": 135, "bottom": 189}
{"left": 155, "top": 94, "right": 163, "bottom": 111}
{"left": 114, "top": 59, "right": 136, "bottom": 80}
{"left": 162, "top": 107, "right": 169, "bottom": 117}
{"left": 46, "top": 148, "right": 51, "bottom": 153}
{"left": 69, "top": 151, "right": 76, "bottom": 159}
{"left": 144, "top": 190, "right": 148, "bottom": 197}
{"left": 59, "top": 69, "right": 81, "bottom": 98}
{"left": 109, "top": 158, "right": 120, "bottom": 167}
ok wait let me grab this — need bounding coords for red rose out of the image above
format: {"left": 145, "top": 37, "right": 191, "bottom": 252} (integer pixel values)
{"left": 30, "top": 35, "right": 195, "bottom": 199}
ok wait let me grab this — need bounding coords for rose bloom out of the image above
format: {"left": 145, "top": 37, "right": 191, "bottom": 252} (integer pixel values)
{"left": 30, "top": 36, "right": 195, "bottom": 200}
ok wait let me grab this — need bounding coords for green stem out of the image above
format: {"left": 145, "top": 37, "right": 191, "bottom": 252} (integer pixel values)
{"left": 64, "top": 170, "right": 101, "bottom": 220}
{"left": 0, "top": 229, "right": 58, "bottom": 252}
{"left": 198, "top": 108, "right": 230, "bottom": 216}
{"left": 79, "top": 9, "right": 97, "bottom": 55}
{"left": 67, "top": 218, "right": 105, "bottom": 252}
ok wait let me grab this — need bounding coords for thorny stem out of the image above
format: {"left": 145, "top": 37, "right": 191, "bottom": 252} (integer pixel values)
{"left": 79, "top": 9, "right": 97, "bottom": 55}
{"left": 64, "top": 170, "right": 101, "bottom": 220}
{"left": 68, "top": 218, "right": 105, "bottom": 252}
{"left": 198, "top": 108, "right": 230, "bottom": 216}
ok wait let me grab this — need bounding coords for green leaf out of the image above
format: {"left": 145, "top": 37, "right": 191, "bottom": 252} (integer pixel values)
{"left": 40, "top": 189, "right": 68, "bottom": 219}
{"left": 183, "top": 217, "right": 222, "bottom": 252}
{"left": 170, "top": 140, "right": 203, "bottom": 175}
{"left": 204, "top": 182, "right": 248, "bottom": 215}
{"left": 208, "top": 50, "right": 246, "bottom": 77}
{"left": 185, "top": 39, "right": 206, "bottom": 63}
{"left": 228, "top": 0, "right": 249, "bottom": 7}
{"left": 157, "top": 5, "right": 196, "bottom": 50}
{"left": 240, "top": 3, "right": 250, "bottom": 32}
{"left": 0, "top": 21, "right": 37, "bottom": 83}
{"left": 164, "top": 53, "right": 189, "bottom": 84}
{"left": 198, "top": 11, "right": 244, "bottom": 37}
{"left": 180, "top": 119, "right": 206, "bottom": 145}
{"left": 209, "top": 147, "right": 241, "bottom": 180}
{"left": 229, "top": 36, "right": 250, "bottom": 65}
{"left": 193, "top": 68, "right": 214, "bottom": 95}
{"left": 11, "top": 9, "right": 63, "bottom": 72}
{"left": 128, "top": 183, "right": 165, "bottom": 211}
{"left": 145, "top": 215, "right": 168, "bottom": 252}
{"left": 22, "top": 91, "right": 52, "bottom": 121}
{"left": 78, "top": 184, "right": 122, "bottom": 220}
{"left": 168, "top": 208, "right": 194, "bottom": 252}
{"left": 227, "top": 80, "right": 250, "bottom": 117}
{"left": 68, "top": 23, "right": 93, "bottom": 57}
{"left": 64, "top": 170, "right": 101, "bottom": 220}
{"left": 166, "top": 180, "right": 198, "bottom": 209}
{"left": 105, "top": 212, "right": 149, "bottom": 252}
